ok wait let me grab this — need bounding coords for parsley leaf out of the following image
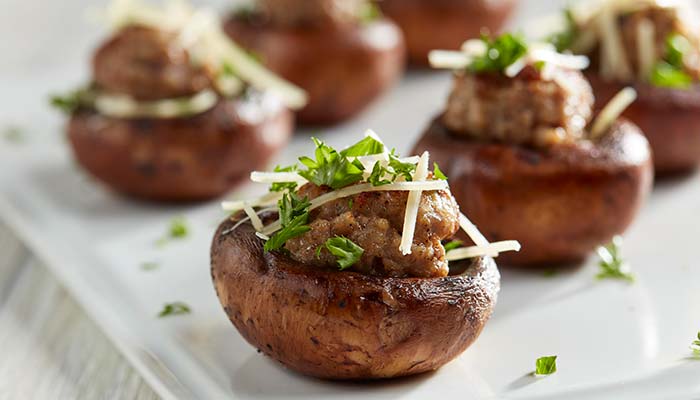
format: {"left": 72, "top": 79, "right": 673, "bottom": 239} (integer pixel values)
{"left": 650, "top": 34, "right": 695, "bottom": 89}
{"left": 691, "top": 332, "right": 700, "bottom": 356}
{"left": 2, "top": 126, "right": 25, "bottom": 144}
{"left": 298, "top": 138, "right": 365, "bottom": 189}
{"left": 443, "top": 240, "right": 463, "bottom": 252}
{"left": 157, "top": 217, "right": 189, "bottom": 246}
{"left": 141, "top": 262, "right": 159, "bottom": 271}
{"left": 595, "top": 236, "right": 634, "bottom": 283}
{"left": 433, "top": 162, "right": 448, "bottom": 180}
{"left": 269, "top": 165, "right": 298, "bottom": 192}
{"left": 340, "top": 135, "right": 385, "bottom": 157}
{"left": 470, "top": 33, "right": 528, "bottom": 74}
{"left": 158, "top": 302, "right": 191, "bottom": 318}
{"left": 388, "top": 149, "right": 416, "bottom": 181}
{"left": 323, "top": 236, "right": 364, "bottom": 270}
{"left": 547, "top": 8, "right": 577, "bottom": 52}
{"left": 651, "top": 61, "right": 693, "bottom": 89}
{"left": 49, "top": 88, "right": 94, "bottom": 114}
{"left": 666, "top": 34, "right": 692, "bottom": 68}
{"left": 264, "top": 193, "right": 311, "bottom": 252}
{"left": 368, "top": 161, "right": 392, "bottom": 186}
{"left": 535, "top": 355, "right": 557, "bottom": 376}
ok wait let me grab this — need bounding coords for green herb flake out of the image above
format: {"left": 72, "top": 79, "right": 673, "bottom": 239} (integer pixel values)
{"left": 547, "top": 8, "right": 577, "bottom": 52}
{"left": 340, "top": 135, "right": 385, "bottom": 157}
{"left": 651, "top": 61, "right": 693, "bottom": 89}
{"left": 158, "top": 302, "right": 191, "bottom": 318}
{"left": 298, "top": 138, "right": 365, "bottom": 189}
{"left": 157, "top": 217, "right": 189, "bottom": 246}
{"left": 470, "top": 33, "right": 529, "bottom": 74}
{"left": 368, "top": 161, "right": 392, "bottom": 186}
{"left": 2, "top": 126, "right": 25, "bottom": 143}
{"left": 323, "top": 236, "right": 364, "bottom": 270}
{"left": 264, "top": 193, "right": 311, "bottom": 252}
{"left": 269, "top": 164, "right": 299, "bottom": 193}
{"left": 443, "top": 240, "right": 463, "bottom": 253}
{"left": 49, "top": 88, "right": 93, "bottom": 114}
{"left": 595, "top": 236, "right": 634, "bottom": 283}
{"left": 359, "top": 2, "right": 382, "bottom": 25}
{"left": 141, "top": 262, "right": 159, "bottom": 271}
{"left": 543, "top": 268, "right": 558, "bottom": 278}
{"left": 388, "top": 149, "right": 416, "bottom": 181}
{"left": 666, "top": 34, "right": 692, "bottom": 68}
{"left": 433, "top": 162, "right": 448, "bottom": 180}
{"left": 534, "top": 355, "right": 558, "bottom": 376}
{"left": 691, "top": 332, "right": 700, "bottom": 356}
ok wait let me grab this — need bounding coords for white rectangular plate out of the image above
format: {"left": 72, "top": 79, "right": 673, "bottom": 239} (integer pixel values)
{"left": 2, "top": 0, "right": 700, "bottom": 399}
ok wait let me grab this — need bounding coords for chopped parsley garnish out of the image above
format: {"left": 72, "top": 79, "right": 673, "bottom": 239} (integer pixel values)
{"left": 650, "top": 34, "right": 694, "bottom": 89}
{"left": 595, "top": 236, "right": 634, "bottom": 283}
{"left": 388, "top": 149, "right": 416, "bottom": 181}
{"left": 157, "top": 217, "right": 189, "bottom": 246}
{"left": 158, "top": 302, "right": 191, "bottom": 318}
{"left": 269, "top": 165, "right": 298, "bottom": 192}
{"left": 535, "top": 355, "right": 557, "bottom": 376}
{"left": 298, "top": 138, "right": 365, "bottom": 189}
{"left": 141, "top": 262, "right": 159, "bottom": 271}
{"left": 49, "top": 88, "right": 94, "bottom": 114}
{"left": 691, "top": 332, "right": 700, "bottom": 356}
{"left": 651, "top": 61, "right": 693, "bottom": 89}
{"left": 433, "top": 162, "right": 448, "bottom": 180}
{"left": 443, "top": 240, "right": 463, "bottom": 252}
{"left": 368, "top": 161, "right": 392, "bottom": 186}
{"left": 340, "top": 135, "right": 385, "bottom": 157}
{"left": 547, "top": 8, "right": 577, "bottom": 52}
{"left": 323, "top": 236, "right": 364, "bottom": 270}
{"left": 469, "top": 33, "right": 528, "bottom": 74}
{"left": 264, "top": 193, "right": 311, "bottom": 252}
{"left": 2, "top": 126, "right": 25, "bottom": 143}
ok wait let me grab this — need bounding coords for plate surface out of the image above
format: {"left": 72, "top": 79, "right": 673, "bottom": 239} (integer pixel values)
{"left": 1, "top": 1, "right": 700, "bottom": 399}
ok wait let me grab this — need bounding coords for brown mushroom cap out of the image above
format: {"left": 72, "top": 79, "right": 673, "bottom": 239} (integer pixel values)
{"left": 378, "top": 0, "right": 517, "bottom": 66}
{"left": 68, "top": 92, "right": 293, "bottom": 202}
{"left": 413, "top": 115, "right": 653, "bottom": 266}
{"left": 587, "top": 72, "right": 700, "bottom": 175}
{"left": 210, "top": 216, "right": 500, "bottom": 379}
{"left": 224, "top": 17, "right": 405, "bottom": 125}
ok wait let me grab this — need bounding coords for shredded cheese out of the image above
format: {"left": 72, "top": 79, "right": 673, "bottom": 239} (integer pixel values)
{"left": 250, "top": 171, "right": 307, "bottom": 184}
{"left": 94, "top": 89, "right": 218, "bottom": 118}
{"left": 598, "top": 4, "right": 634, "bottom": 82}
{"left": 399, "top": 152, "right": 430, "bottom": 255}
{"left": 446, "top": 240, "right": 522, "bottom": 261}
{"left": 428, "top": 50, "right": 472, "bottom": 70}
{"left": 637, "top": 18, "right": 657, "bottom": 81}
{"left": 590, "top": 87, "right": 638, "bottom": 138}
{"left": 243, "top": 204, "right": 264, "bottom": 232}
{"left": 221, "top": 192, "right": 283, "bottom": 212}
{"left": 261, "top": 180, "right": 449, "bottom": 236}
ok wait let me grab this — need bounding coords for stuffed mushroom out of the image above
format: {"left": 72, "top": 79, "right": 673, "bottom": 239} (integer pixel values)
{"left": 549, "top": 0, "right": 700, "bottom": 174}
{"left": 51, "top": 0, "right": 307, "bottom": 202}
{"left": 211, "top": 133, "right": 519, "bottom": 379}
{"left": 378, "top": 0, "right": 517, "bottom": 66}
{"left": 224, "top": 0, "right": 405, "bottom": 125}
{"left": 413, "top": 34, "right": 653, "bottom": 266}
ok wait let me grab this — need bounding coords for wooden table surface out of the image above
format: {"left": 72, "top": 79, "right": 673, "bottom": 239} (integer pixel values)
{"left": 0, "top": 222, "right": 159, "bottom": 399}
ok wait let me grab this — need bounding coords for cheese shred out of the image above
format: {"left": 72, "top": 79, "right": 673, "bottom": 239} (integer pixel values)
{"left": 399, "top": 152, "right": 430, "bottom": 255}
{"left": 590, "top": 87, "right": 638, "bottom": 138}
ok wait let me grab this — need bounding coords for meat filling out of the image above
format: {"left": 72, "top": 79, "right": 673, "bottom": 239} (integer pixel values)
{"left": 284, "top": 183, "right": 461, "bottom": 278}
{"left": 255, "top": 0, "right": 368, "bottom": 27}
{"left": 443, "top": 65, "right": 594, "bottom": 146}
{"left": 93, "top": 26, "right": 214, "bottom": 101}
